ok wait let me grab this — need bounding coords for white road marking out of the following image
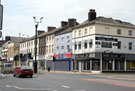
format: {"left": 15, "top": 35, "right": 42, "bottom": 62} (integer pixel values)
{"left": 62, "top": 85, "right": 71, "bottom": 88}
{"left": 6, "top": 85, "right": 58, "bottom": 91}
{"left": 74, "top": 90, "right": 86, "bottom": 91}
{"left": 6, "top": 85, "right": 11, "bottom": 88}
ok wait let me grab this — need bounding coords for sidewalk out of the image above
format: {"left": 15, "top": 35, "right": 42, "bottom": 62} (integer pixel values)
{"left": 41, "top": 70, "right": 135, "bottom": 81}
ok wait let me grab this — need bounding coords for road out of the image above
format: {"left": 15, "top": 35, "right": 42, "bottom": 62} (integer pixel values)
{"left": 0, "top": 72, "right": 135, "bottom": 91}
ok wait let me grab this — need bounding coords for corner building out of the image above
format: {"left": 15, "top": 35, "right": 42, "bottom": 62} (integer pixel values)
{"left": 72, "top": 9, "right": 135, "bottom": 73}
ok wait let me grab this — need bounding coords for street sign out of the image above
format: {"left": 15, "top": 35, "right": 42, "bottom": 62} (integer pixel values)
{"left": 0, "top": 4, "right": 3, "bottom": 30}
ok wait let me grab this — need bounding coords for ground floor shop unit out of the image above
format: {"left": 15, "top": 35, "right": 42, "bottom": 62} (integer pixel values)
{"left": 73, "top": 53, "right": 135, "bottom": 73}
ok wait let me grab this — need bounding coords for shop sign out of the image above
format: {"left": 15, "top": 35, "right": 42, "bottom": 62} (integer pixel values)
{"left": 102, "top": 53, "right": 125, "bottom": 60}
{"left": 75, "top": 54, "right": 89, "bottom": 59}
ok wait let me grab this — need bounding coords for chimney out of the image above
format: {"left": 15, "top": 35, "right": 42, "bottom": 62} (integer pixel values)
{"left": 47, "top": 26, "right": 56, "bottom": 32}
{"left": 68, "top": 18, "right": 76, "bottom": 27}
{"left": 37, "top": 31, "right": 45, "bottom": 35}
{"left": 88, "top": 9, "right": 96, "bottom": 21}
{"left": 61, "top": 21, "right": 68, "bottom": 27}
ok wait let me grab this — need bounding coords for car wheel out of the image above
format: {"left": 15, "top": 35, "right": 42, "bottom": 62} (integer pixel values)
{"left": 30, "top": 75, "right": 33, "bottom": 78}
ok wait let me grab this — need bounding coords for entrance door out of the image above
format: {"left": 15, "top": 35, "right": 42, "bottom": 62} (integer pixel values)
{"left": 92, "top": 60, "right": 100, "bottom": 70}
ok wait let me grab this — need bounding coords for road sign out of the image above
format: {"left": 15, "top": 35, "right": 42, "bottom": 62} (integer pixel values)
{"left": 0, "top": 4, "right": 3, "bottom": 30}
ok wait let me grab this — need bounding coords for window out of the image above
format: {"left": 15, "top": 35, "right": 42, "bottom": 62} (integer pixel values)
{"left": 67, "top": 40, "right": 70, "bottom": 43}
{"left": 129, "top": 30, "right": 132, "bottom": 36}
{"left": 78, "top": 44, "right": 81, "bottom": 49}
{"left": 89, "top": 42, "right": 92, "bottom": 48}
{"left": 95, "top": 41, "right": 101, "bottom": 45}
{"left": 84, "top": 29, "right": 87, "bottom": 35}
{"left": 117, "top": 29, "right": 121, "bottom": 35}
{"left": 75, "top": 44, "right": 77, "bottom": 50}
{"left": 101, "top": 42, "right": 112, "bottom": 48}
{"left": 57, "top": 38, "right": 59, "bottom": 41}
{"left": 57, "top": 46, "right": 59, "bottom": 50}
{"left": 118, "top": 41, "right": 121, "bottom": 49}
{"left": 61, "top": 46, "right": 64, "bottom": 50}
{"left": 79, "top": 30, "right": 81, "bottom": 36}
{"left": 75, "top": 31, "right": 77, "bottom": 37}
{"left": 113, "top": 43, "right": 118, "bottom": 46}
{"left": 62, "top": 37, "right": 64, "bottom": 42}
{"left": 129, "top": 42, "right": 132, "bottom": 50}
{"left": 67, "top": 45, "right": 70, "bottom": 52}
{"left": 52, "top": 45, "right": 53, "bottom": 53}
{"left": 84, "top": 43, "right": 87, "bottom": 49}
{"left": 67, "top": 36, "right": 69, "bottom": 39}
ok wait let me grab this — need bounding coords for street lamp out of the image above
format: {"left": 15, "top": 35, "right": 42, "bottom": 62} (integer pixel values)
{"left": 33, "top": 16, "right": 43, "bottom": 73}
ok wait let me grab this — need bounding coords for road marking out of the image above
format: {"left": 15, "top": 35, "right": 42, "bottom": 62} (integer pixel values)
{"left": 6, "top": 85, "right": 11, "bottom": 88}
{"left": 81, "top": 78, "right": 135, "bottom": 88}
{"left": 62, "top": 85, "right": 71, "bottom": 88}
{"left": 74, "top": 90, "right": 86, "bottom": 91}
{"left": 6, "top": 85, "right": 58, "bottom": 91}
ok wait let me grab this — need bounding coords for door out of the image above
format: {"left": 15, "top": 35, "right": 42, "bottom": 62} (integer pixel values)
{"left": 92, "top": 60, "right": 100, "bottom": 70}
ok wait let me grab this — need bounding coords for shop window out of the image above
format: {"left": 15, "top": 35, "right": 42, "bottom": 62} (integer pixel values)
{"left": 126, "top": 61, "right": 135, "bottom": 70}
{"left": 113, "top": 43, "right": 118, "bottom": 46}
{"left": 115, "top": 60, "right": 124, "bottom": 70}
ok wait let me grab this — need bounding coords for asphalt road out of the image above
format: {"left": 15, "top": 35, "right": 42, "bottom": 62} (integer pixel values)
{"left": 0, "top": 72, "right": 135, "bottom": 91}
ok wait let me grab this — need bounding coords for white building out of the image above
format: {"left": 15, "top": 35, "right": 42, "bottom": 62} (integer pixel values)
{"left": 72, "top": 9, "right": 135, "bottom": 73}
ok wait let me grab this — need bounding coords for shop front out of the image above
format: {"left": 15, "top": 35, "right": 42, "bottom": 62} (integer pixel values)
{"left": 53, "top": 53, "right": 72, "bottom": 71}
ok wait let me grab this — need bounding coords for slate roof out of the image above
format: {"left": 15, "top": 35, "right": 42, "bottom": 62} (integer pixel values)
{"left": 74, "top": 16, "right": 135, "bottom": 29}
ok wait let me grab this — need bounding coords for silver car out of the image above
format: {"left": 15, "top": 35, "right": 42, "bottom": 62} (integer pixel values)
{"left": 1, "top": 63, "right": 13, "bottom": 74}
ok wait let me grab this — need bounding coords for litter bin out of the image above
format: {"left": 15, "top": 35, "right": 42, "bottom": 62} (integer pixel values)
{"left": 47, "top": 67, "right": 50, "bottom": 72}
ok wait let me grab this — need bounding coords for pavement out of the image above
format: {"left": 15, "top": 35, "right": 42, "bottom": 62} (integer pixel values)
{"left": 41, "top": 70, "right": 135, "bottom": 81}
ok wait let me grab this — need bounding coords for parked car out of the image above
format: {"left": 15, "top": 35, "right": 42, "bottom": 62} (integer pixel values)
{"left": 1, "top": 63, "right": 13, "bottom": 74}
{"left": 13, "top": 66, "right": 33, "bottom": 78}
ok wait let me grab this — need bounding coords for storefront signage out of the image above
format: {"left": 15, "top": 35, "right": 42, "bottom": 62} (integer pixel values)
{"left": 102, "top": 53, "right": 125, "bottom": 60}
{"left": 75, "top": 54, "right": 89, "bottom": 59}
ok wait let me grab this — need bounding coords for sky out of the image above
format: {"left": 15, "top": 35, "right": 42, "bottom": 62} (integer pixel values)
{"left": 1, "top": 0, "right": 135, "bottom": 38}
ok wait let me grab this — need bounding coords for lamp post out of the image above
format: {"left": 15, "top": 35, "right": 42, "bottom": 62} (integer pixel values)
{"left": 33, "top": 16, "right": 43, "bottom": 73}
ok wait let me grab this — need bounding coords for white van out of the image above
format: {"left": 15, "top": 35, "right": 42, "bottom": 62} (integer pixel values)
{"left": 1, "top": 63, "right": 13, "bottom": 74}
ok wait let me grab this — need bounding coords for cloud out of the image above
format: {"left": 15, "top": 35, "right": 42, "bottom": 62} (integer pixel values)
{"left": 2, "top": 0, "right": 135, "bottom": 37}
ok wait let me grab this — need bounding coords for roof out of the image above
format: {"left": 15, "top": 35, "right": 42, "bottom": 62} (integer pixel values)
{"left": 9, "top": 36, "right": 26, "bottom": 43}
{"left": 38, "top": 26, "right": 69, "bottom": 38}
{"left": 74, "top": 16, "right": 135, "bottom": 29}
{"left": 55, "top": 27, "right": 72, "bottom": 36}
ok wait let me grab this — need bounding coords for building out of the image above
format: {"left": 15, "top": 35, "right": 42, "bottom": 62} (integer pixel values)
{"left": 72, "top": 9, "right": 135, "bottom": 73}
{"left": 20, "top": 31, "right": 44, "bottom": 68}
{"left": 53, "top": 19, "right": 78, "bottom": 71}
{"left": 0, "top": 36, "right": 25, "bottom": 66}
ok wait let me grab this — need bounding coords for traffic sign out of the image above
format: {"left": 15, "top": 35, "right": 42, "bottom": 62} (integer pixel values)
{"left": 0, "top": 4, "right": 3, "bottom": 30}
